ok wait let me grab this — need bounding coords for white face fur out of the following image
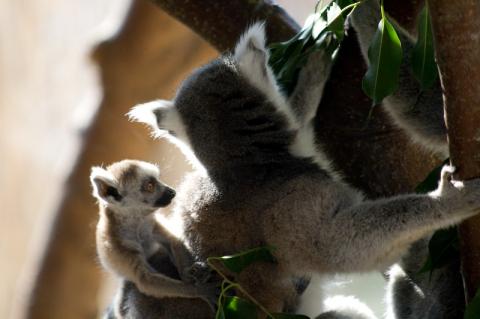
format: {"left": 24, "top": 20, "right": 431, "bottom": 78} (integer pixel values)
{"left": 90, "top": 160, "right": 176, "bottom": 213}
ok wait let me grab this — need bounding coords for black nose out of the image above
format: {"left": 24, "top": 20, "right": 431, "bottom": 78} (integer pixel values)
{"left": 154, "top": 187, "right": 176, "bottom": 207}
{"left": 165, "top": 187, "right": 176, "bottom": 199}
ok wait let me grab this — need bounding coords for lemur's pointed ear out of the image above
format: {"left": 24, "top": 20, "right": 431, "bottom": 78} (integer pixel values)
{"left": 234, "top": 22, "right": 269, "bottom": 75}
{"left": 127, "top": 100, "right": 174, "bottom": 129}
{"left": 127, "top": 99, "right": 180, "bottom": 138}
{"left": 234, "top": 22, "right": 268, "bottom": 61}
{"left": 90, "top": 167, "right": 121, "bottom": 204}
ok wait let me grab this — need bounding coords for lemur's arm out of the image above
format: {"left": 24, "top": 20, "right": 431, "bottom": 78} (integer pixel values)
{"left": 318, "top": 166, "right": 480, "bottom": 272}
{"left": 98, "top": 211, "right": 217, "bottom": 305}
{"left": 350, "top": 0, "right": 448, "bottom": 157}
{"left": 151, "top": 221, "right": 213, "bottom": 285}
{"left": 288, "top": 50, "right": 333, "bottom": 125}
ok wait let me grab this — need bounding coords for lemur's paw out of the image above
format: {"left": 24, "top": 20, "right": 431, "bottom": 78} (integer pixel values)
{"left": 433, "top": 165, "right": 480, "bottom": 216}
{"left": 430, "top": 165, "right": 456, "bottom": 197}
{"left": 184, "top": 261, "right": 214, "bottom": 285}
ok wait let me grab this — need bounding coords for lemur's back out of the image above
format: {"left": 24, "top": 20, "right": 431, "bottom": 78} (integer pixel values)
{"left": 175, "top": 160, "right": 325, "bottom": 255}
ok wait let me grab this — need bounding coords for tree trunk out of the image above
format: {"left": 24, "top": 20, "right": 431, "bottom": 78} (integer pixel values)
{"left": 429, "top": 0, "right": 480, "bottom": 302}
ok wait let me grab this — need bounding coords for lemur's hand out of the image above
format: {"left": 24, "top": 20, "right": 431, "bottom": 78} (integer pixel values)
{"left": 432, "top": 165, "right": 480, "bottom": 216}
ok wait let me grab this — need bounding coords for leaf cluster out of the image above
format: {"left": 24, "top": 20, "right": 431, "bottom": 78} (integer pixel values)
{"left": 269, "top": 0, "right": 358, "bottom": 95}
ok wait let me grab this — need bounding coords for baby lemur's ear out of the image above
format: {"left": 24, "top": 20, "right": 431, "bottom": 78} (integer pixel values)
{"left": 90, "top": 167, "right": 122, "bottom": 204}
{"left": 127, "top": 100, "right": 179, "bottom": 137}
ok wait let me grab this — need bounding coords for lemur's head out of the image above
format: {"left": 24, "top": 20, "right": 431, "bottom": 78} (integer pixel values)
{"left": 90, "top": 160, "right": 176, "bottom": 212}
{"left": 128, "top": 23, "right": 297, "bottom": 174}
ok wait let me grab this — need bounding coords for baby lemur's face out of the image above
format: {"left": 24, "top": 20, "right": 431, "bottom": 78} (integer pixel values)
{"left": 90, "top": 160, "right": 176, "bottom": 212}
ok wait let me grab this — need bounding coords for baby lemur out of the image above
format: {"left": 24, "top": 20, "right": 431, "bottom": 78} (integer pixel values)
{"left": 90, "top": 159, "right": 216, "bottom": 316}
{"left": 128, "top": 22, "right": 480, "bottom": 318}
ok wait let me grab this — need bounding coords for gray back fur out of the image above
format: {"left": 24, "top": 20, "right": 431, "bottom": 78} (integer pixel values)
{"left": 173, "top": 56, "right": 316, "bottom": 180}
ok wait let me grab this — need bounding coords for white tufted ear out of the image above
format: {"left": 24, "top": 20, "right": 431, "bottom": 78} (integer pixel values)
{"left": 127, "top": 100, "right": 174, "bottom": 131}
{"left": 234, "top": 22, "right": 268, "bottom": 62}
{"left": 128, "top": 100, "right": 201, "bottom": 170}
{"left": 233, "top": 22, "right": 298, "bottom": 130}
{"left": 128, "top": 99, "right": 190, "bottom": 140}
{"left": 234, "top": 22, "right": 270, "bottom": 83}
{"left": 90, "top": 166, "right": 119, "bottom": 204}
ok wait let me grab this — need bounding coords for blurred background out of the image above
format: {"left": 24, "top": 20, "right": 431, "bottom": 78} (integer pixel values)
{"left": 0, "top": 1, "right": 385, "bottom": 318}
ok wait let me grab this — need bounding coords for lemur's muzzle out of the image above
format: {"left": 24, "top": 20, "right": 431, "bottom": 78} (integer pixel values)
{"left": 154, "top": 187, "right": 176, "bottom": 207}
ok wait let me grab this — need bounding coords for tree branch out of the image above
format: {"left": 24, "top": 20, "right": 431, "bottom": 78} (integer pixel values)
{"left": 150, "top": 0, "right": 300, "bottom": 51}
{"left": 429, "top": 0, "right": 480, "bottom": 301}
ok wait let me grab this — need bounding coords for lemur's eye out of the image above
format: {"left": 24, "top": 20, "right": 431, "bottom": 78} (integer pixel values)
{"left": 144, "top": 180, "right": 155, "bottom": 193}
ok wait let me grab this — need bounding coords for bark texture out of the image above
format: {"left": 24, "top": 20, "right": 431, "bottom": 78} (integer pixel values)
{"left": 23, "top": 1, "right": 215, "bottom": 318}
{"left": 429, "top": 0, "right": 480, "bottom": 301}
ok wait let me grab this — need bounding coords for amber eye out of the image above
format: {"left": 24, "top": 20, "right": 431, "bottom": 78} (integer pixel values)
{"left": 144, "top": 181, "right": 155, "bottom": 193}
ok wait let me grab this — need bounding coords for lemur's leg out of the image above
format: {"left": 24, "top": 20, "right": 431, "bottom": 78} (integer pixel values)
{"left": 350, "top": 0, "right": 448, "bottom": 156}
{"left": 286, "top": 49, "right": 338, "bottom": 175}
{"left": 288, "top": 50, "right": 333, "bottom": 126}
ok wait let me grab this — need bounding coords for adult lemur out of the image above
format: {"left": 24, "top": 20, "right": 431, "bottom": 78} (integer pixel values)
{"left": 349, "top": 1, "right": 465, "bottom": 318}
{"left": 128, "top": 14, "right": 480, "bottom": 318}
{"left": 91, "top": 160, "right": 216, "bottom": 318}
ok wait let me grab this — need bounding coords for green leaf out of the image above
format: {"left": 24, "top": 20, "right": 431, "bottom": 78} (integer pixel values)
{"left": 419, "top": 227, "right": 459, "bottom": 274}
{"left": 415, "top": 159, "right": 448, "bottom": 194}
{"left": 325, "top": 2, "right": 345, "bottom": 40}
{"left": 412, "top": 4, "right": 438, "bottom": 90}
{"left": 362, "top": 6, "right": 402, "bottom": 105}
{"left": 273, "top": 313, "right": 311, "bottom": 319}
{"left": 465, "top": 288, "right": 480, "bottom": 319}
{"left": 269, "top": 0, "right": 355, "bottom": 95}
{"left": 214, "top": 246, "right": 277, "bottom": 274}
{"left": 312, "top": 15, "right": 328, "bottom": 39}
{"left": 303, "top": 13, "right": 320, "bottom": 40}
{"left": 336, "top": 0, "right": 356, "bottom": 9}
{"left": 223, "top": 296, "right": 258, "bottom": 319}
